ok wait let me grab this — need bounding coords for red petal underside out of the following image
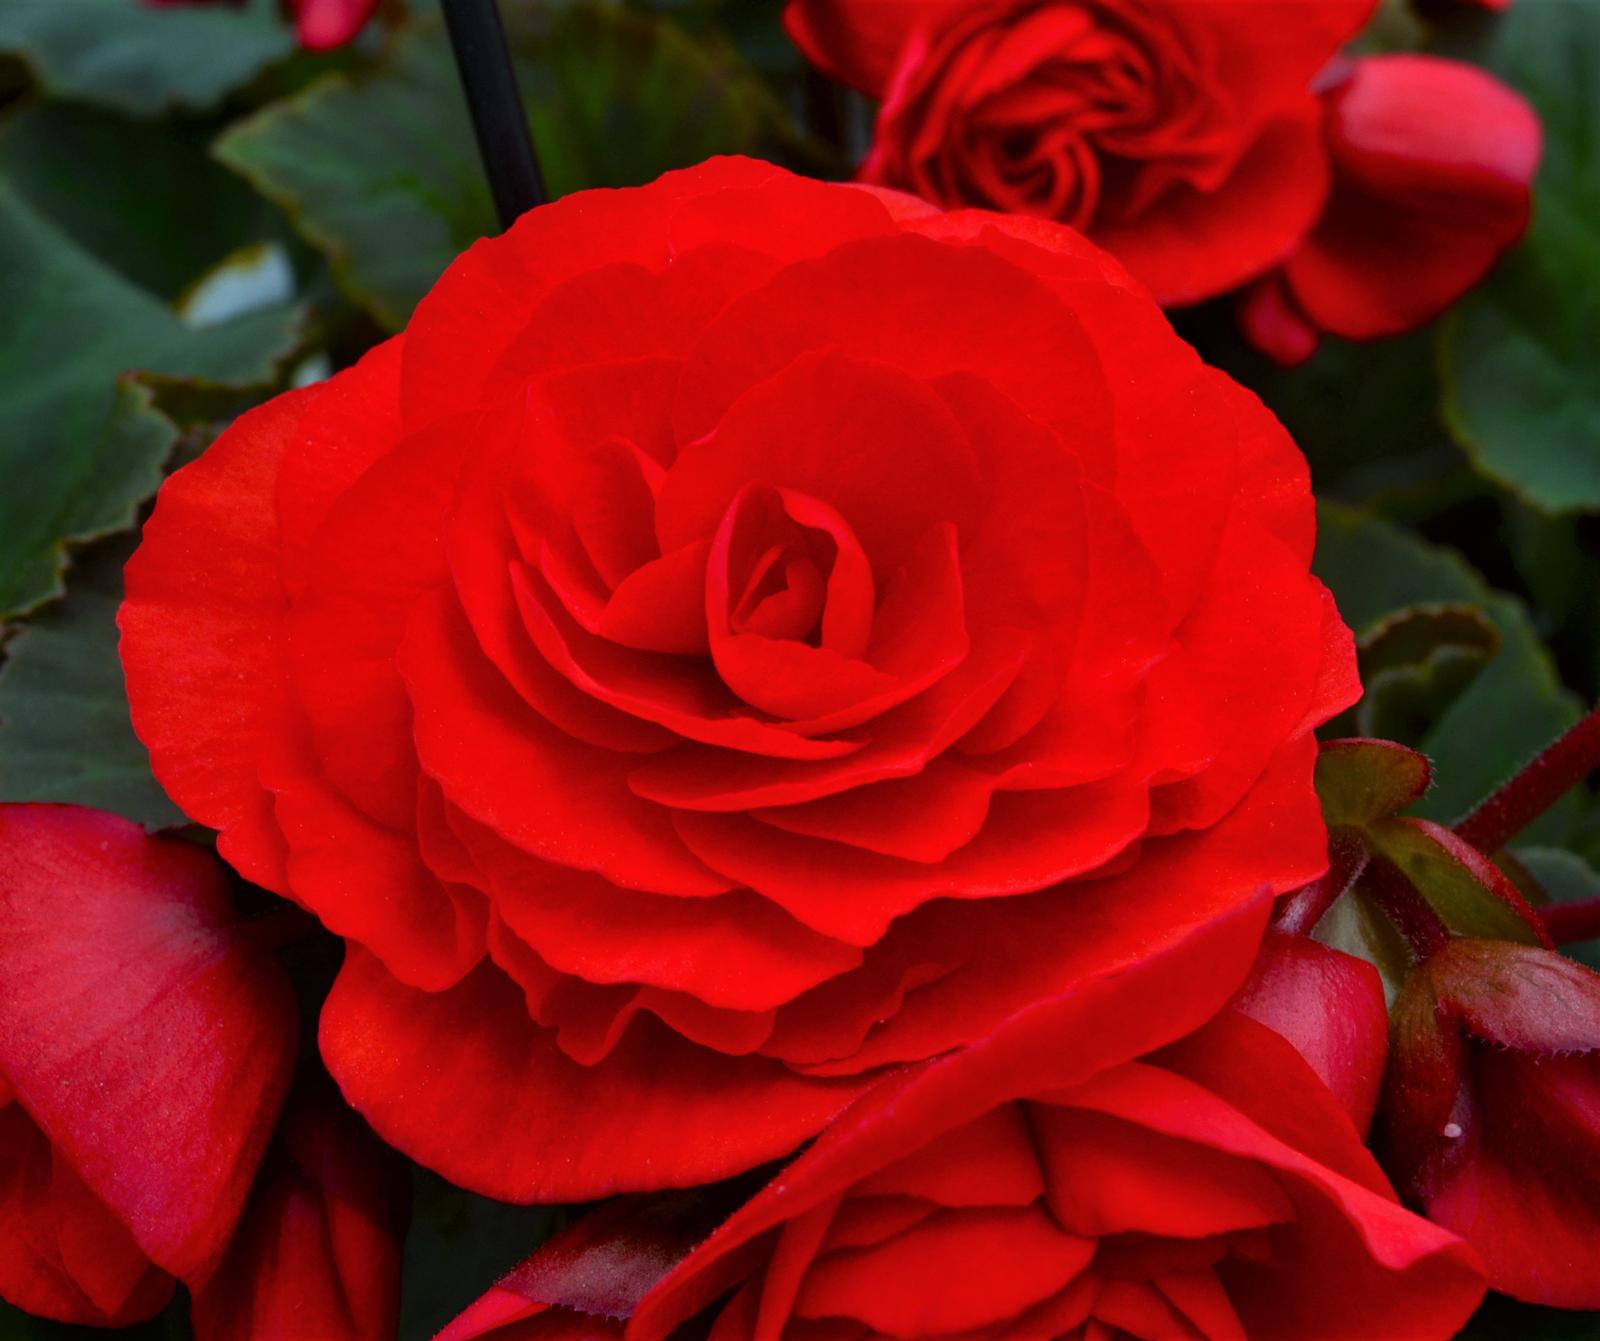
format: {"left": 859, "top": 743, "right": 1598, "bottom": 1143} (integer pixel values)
{"left": 1424, "top": 1049, "right": 1600, "bottom": 1308}
{"left": 0, "top": 1104, "right": 173, "bottom": 1327}
{"left": 190, "top": 1084, "right": 410, "bottom": 1341}
{"left": 1230, "top": 933, "right": 1389, "bottom": 1136}
{"left": 1285, "top": 55, "right": 1539, "bottom": 339}
{"left": 1096, "top": 109, "right": 1330, "bottom": 306}
{"left": 630, "top": 892, "right": 1271, "bottom": 1338}
{"left": 0, "top": 806, "right": 298, "bottom": 1283}
{"left": 320, "top": 950, "right": 873, "bottom": 1202}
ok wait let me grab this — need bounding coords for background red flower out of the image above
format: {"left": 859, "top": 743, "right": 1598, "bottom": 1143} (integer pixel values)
{"left": 787, "top": 0, "right": 1377, "bottom": 304}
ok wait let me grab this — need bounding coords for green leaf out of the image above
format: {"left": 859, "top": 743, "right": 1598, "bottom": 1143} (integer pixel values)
{"left": 1182, "top": 311, "right": 1468, "bottom": 513}
{"left": 1316, "top": 738, "right": 1433, "bottom": 828}
{"left": 398, "top": 1169, "right": 560, "bottom": 1341}
{"left": 1437, "top": 0, "right": 1600, "bottom": 512}
{"left": 1343, "top": 603, "right": 1501, "bottom": 743}
{"left": 1314, "top": 887, "right": 1411, "bottom": 1004}
{"left": 0, "top": 536, "right": 180, "bottom": 828}
{"left": 0, "top": 1297, "right": 189, "bottom": 1341}
{"left": 0, "top": 100, "right": 285, "bottom": 300}
{"left": 0, "top": 0, "right": 292, "bottom": 117}
{"left": 0, "top": 181, "right": 303, "bottom": 617}
{"left": 1458, "top": 1291, "right": 1600, "bottom": 1340}
{"left": 1368, "top": 818, "right": 1545, "bottom": 945}
{"left": 1511, "top": 846, "right": 1600, "bottom": 971}
{"left": 1315, "top": 504, "right": 1581, "bottom": 838}
{"left": 215, "top": 0, "right": 782, "bottom": 328}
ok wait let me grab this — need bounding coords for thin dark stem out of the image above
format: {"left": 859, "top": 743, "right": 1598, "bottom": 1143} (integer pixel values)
{"left": 441, "top": 0, "right": 546, "bottom": 229}
{"left": 1543, "top": 897, "right": 1600, "bottom": 945}
{"left": 1456, "top": 704, "right": 1600, "bottom": 854}
{"left": 1273, "top": 828, "right": 1370, "bottom": 936}
{"left": 1363, "top": 855, "right": 1451, "bottom": 963}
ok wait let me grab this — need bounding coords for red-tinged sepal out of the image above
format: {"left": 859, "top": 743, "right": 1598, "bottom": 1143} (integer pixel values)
{"left": 1316, "top": 738, "right": 1432, "bottom": 828}
{"left": 1378, "top": 956, "right": 1474, "bottom": 1200}
{"left": 1368, "top": 818, "right": 1550, "bottom": 946}
{"left": 1289, "top": 740, "right": 1549, "bottom": 949}
{"left": 190, "top": 1082, "right": 409, "bottom": 1341}
{"left": 435, "top": 1181, "right": 763, "bottom": 1341}
{"left": 1425, "top": 939, "right": 1600, "bottom": 1056}
{"left": 1233, "top": 931, "right": 1389, "bottom": 1135}
{"left": 1378, "top": 938, "right": 1600, "bottom": 1306}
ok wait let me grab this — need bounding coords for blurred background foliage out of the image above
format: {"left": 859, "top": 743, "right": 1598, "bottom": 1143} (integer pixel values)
{"left": 0, "top": 0, "right": 1595, "bottom": 1335}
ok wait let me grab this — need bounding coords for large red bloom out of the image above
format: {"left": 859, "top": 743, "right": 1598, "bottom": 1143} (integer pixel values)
{"left": 438, "top": 906, "right": 1484, "bottom": 1341}
{"left": 121, "top": 158, "right": 1356, "bottom": 1202}
{"left": 786, "top": 0, "right": 1376, "bottom": 304}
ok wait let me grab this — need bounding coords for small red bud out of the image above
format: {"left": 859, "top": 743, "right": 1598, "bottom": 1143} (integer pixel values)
{"left": 1233, "top": 932, "right": 1389, "bottom": 1136}
{"left": 1378, "top": 939, "right": 1600, "bottom": 1308}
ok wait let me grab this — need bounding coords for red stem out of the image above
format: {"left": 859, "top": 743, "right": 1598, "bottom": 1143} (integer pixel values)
{"left": 1456, "top": 704, "right": 1600, "bottom": 854}
{"left": 1363, "top": 855, "right": 1450, "bottom": 962}
{"left": 1542, "top": 897, "right": 1600, "bottom": 945}
{"left": 1273, "top": 828, "right": 1370, "bottom": 936}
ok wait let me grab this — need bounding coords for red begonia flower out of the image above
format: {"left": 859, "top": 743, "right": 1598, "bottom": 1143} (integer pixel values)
{"left": 121, "top": 157, "right": 1357, "bottom": 1202}
{"left": 785, "top": 0, "right": 1377, "bottom": 304}
{"left": 1232, "top": 930, "right": 1389, "bottom": 1136}
{"left": 1379, "top": 938, "right": 1600, "bottom": 1308}
{"left": 1238, "top": 54, "right": 1539, "bottom": 364}
{"left": 190, "top": 1082, "right": 410, "bottom": 1341}
{"left": 631, "top": 903, "right": 1483, "bottom": 1341}
{"left": 0, "top": 805, "right": 298, "bottom": 1326}
{"left": 438, "top": 901, "right": 1483, "bottom": 1341}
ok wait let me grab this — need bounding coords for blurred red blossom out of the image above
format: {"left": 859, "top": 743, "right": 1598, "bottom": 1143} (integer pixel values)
{"left": 788, "top": 0, "right": 1376, "bottom": 305}
{"left": 1237, "top": 54, "right": 1539, "bottom": 364}
{"left": 1232, "top": 930, "right": 1390, "bottom": 1137}
{"left": 140, "top": 0, "right": 378, "bottom": 49}
{"left": 787, "top": 1, "right": 1539, "bottom": 341}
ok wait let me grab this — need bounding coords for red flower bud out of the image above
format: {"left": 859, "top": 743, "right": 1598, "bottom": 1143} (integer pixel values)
{"left": 1378, "top": 938, "right": 1600, "bottom": 1307}
{"left": 1233, "top": 931, "right": 1389, "bottom": 1136}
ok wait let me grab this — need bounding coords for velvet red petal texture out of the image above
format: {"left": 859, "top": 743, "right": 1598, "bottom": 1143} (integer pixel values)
{"left": 1231, "top": 931, "right": 1389, "bottom": 1136}
{"left": 1244, "top": 54, "right": 1539, "bottom": 356}
{"left": 790, "top": 0, "right": 1374, "bottom": 304}
{"left": 1379, "top": 941, "right": 1600, "bottom": 1308}
{"left": 320, "top": 950, "right": 873, "bottom": 1202}
{"left": 0, "top": 805, "right": 299, "bottom": 1292}
{"left": 0, "top": 1103, "right": 173, "bottom": 1328}
{"left": 630, "top": 899, "right": 1482, "bottom": 1341}
{"left": 121, "top": 158, "right": 1355, "bottom": 1199}
{"left": 189, "top": 1084, "right": 410, "bottom": 1341}
{"left": 436, "top": 1182, "right": 771, "bottom": 1341}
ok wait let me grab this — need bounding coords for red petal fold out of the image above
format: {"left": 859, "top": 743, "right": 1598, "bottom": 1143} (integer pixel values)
{"left": 0, "top": 806, "right": 298, "bottom": 1283}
